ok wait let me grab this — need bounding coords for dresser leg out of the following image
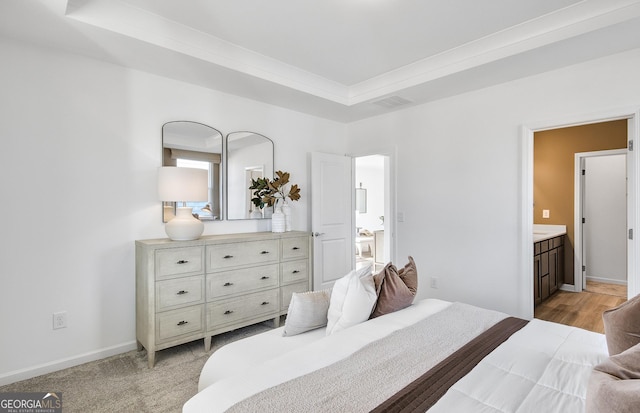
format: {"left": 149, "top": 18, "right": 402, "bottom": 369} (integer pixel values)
{"left": 204, "top": 336, "right": 212, "bottom": 352}
{"left": 273, "top": 315, "right": 280, "bottom": 328}
{"left": 148, "top": 351, "right": 155, "bottom": 368}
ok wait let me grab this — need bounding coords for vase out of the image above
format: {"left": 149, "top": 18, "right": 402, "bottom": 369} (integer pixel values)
{"left": 271, "top": 206, "right": 286, "bottom": 233}
{"left": 263, "top": 206, "right": 273, "bottom": 219}
{"left": 281, "top": 201, "right": 292, "bottom": 231}
{"left": 250, "top": 208, "right": 262, "bottom": 219}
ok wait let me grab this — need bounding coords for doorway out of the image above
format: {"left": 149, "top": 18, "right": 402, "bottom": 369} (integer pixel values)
{"left": 311, "top": 150, "right": 395, "bottom": 291}
{"left": 354, "top": 155, "right": 390, "bottom": 272}
{"left": 521, "top": 112, "right": 638, "bottom": 321}
{"left": 576, "top": 150, "right": 628, "bottom": 293}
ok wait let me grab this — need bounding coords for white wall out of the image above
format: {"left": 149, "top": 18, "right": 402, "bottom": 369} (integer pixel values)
{"left": 0, "top": 38, "right": 347, "bottom": 384}
{"left": 347, "top": 48, "right": 640, "bottom": 318}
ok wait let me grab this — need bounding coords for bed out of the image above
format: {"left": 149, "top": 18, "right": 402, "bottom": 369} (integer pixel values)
{"left": 183, "top": 298, "right": 611, "bottom": 412}
{"left": 183, "top": 257, "right": 640, "bottom": 413}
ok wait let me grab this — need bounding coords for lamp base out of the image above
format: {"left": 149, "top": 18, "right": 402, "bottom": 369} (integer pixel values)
{"left": 165, "top": 207, "right": 204, "bottom": 241}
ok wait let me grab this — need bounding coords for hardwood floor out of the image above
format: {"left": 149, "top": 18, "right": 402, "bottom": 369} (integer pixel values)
{"left": 534, "top": 283, "right": 627, "bottom": 334}
{"left": 584, "top": 280, "right": 627, "bottom": 298}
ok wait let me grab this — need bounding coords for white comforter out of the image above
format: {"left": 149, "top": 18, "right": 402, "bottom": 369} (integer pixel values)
{"left": 430, "top": 318, "right": 609, "bottom": 412}
{"left": 184, "top": 299, "right": 608, "bottom": 413}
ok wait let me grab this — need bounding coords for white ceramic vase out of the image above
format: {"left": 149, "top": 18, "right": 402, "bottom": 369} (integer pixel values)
{"left": 281, "top": 201, "right": 292, "bottom": 231}
{"left": 271, "top": 206, "right": 286, "bottom": 233}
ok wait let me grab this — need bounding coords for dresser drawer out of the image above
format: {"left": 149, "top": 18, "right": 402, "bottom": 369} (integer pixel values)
{"left": 281, "top": 237, "right": 309, "bottom": 261}
{"left": 207, "top": 264, "right": 279, "bottom": 300}
{"left": 156, "top": 275, "right": 204, "bottom": 311}
{"left": 156, "top": 305, "right": 204, "bottom": 342}
{"left": 155, "top": 247, "right": 204, "bottom": 279}
{"left": 280, "top": 281, "right": 309, "bottom": 311}
{"left": 207, "top": 240, "right": 279, "bottom": 271}
{"left": 207, "top": 289, "right": 279, "bottom": 329}
{"left": 281, "top": 259, "right": 309, "bottom": 285}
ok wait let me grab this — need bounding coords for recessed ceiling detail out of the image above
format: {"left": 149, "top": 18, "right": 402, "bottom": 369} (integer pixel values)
{"left": 2, "top": 0, "right": 640, "bottom": 121}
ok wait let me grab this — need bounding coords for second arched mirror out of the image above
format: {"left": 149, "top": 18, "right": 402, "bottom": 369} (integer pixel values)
{"left": 226, "top": 131, "right": 274, "bottom": 220}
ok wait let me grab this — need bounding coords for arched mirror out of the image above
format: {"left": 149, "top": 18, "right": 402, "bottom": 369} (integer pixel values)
{"left": 226, "top": 131, "right": 274, "bottom": 220}
{"left": 162, "top": 121, "right": 223, "bottom": 222}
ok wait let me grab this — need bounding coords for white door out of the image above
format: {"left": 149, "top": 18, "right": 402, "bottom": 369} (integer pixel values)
{"left": 311, "top": 152, "right": 353, "bottom": 290}
{"left": 583, "top": 153, "right": 627, "bottom": 286}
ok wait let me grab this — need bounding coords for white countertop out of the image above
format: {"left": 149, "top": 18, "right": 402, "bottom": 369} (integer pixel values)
{"left": 533, "top": 224, "right": 567, "bottom": 242}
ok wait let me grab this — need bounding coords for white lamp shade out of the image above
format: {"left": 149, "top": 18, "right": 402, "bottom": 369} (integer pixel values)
{"left": 158, "top": 167, "right": 208, "bottom": 202}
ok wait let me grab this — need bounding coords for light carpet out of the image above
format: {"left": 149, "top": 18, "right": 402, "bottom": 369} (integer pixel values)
{"left": 0, "top": 321, "right": 275, "bottom": 413}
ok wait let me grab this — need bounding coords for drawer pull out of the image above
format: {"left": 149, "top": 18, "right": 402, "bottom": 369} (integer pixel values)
{"left": 260, "top": 251, "right": 270, "bottom": 254}
{"left": 176, "top": 290, "right": 188, "bottom": 295}
{"left": 176, "top": 260, "right": 189, "bottom": 264}
{"left": 261, "top": 301, "right": 269, "bottom": 305}
{"left": 224, "top": 310, "right": 234, "bottom": 315}
{"left": 223, "top": 282, "right": 234, "bottom": 287}
{"left": 177, "top": 320, "right": 189, "bottom": 326}
{"left": 292, "top": 247, "right": 300, "bottom": 250}
{"left": 292, "top": 270, "right": 300, "bottom": 274}
{"left": 223, "top": 255, "right": 233, "bottom": 259}
{"left": 260, "top": 276, "right": 270, "bottom": 280}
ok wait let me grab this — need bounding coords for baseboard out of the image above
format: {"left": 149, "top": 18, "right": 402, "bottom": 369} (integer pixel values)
{"left": 0, "top": 341, "right": 138, "bottom": 387}
{"left": 586, "top": 276, "right": 628, "bottom": 286}
{"left": 559, "top": 283, "right": 579, "bottom": 292}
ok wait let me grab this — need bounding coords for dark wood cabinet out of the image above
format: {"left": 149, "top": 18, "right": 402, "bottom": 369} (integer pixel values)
{"left": 534, "top": 235, "right": 564, "bottom": 306}
{"left": 534, "top": 254, "right": 541, "bottom": 305}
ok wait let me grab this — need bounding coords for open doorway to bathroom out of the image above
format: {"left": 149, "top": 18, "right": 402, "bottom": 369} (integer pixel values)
{"left": 532, "top": 120, "right": 628, "bottom": 332}
{"left": 354, "top": 154, "right": 390, "bottom": 272}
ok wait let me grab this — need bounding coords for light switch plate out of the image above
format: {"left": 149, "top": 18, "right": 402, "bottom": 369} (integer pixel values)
{"left": 542, "top": 209, "right": 550, "bottom": 219}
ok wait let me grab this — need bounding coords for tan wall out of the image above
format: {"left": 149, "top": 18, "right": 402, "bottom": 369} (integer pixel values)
{"left": 534, "top": 120, "right": 627, "bottom": 285}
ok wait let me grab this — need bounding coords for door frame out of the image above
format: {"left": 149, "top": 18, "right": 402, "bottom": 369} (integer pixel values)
{"left": 574, "top": 149, "right": 628, "bottom": 293}
{"left": 520, "top": 107, "right": 639, "bottom": 319}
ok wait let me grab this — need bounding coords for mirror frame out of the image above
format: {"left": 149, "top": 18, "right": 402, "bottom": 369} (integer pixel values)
{"left": 161, "top": 121, "right": 224, "bottom": 222}
{"left": 225, "top": 131, "right": 274, "bottom": 220}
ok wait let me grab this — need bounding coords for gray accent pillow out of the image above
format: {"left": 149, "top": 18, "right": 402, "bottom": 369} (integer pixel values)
{"left": 283, "top": 289, "right": 331, "bottom": 337}
{"left": 603, "top": 293, "right": 640, "bottom": 355}
{"left": 586, "top": 342, "right": 640, "bottom": 413}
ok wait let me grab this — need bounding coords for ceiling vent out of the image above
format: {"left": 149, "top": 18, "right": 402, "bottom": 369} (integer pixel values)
{"left": 371, "top": 96, "right": 413, "bottom": 108}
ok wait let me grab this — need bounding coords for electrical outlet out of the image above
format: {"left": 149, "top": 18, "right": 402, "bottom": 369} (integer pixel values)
{"left": 53, "top": 311, "right": 67, "bottom": 329}
{"left": 430, "top": 277, "right": 438, "bottom": 289}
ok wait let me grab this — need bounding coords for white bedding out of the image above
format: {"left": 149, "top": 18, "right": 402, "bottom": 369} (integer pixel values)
{"left": 430, "top": 318, "right": 608, "bottom": 412}
{"left": 184, "top": 299, "right": 608, "bottom": 413}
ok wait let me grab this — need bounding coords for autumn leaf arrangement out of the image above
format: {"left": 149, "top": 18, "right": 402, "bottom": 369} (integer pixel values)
{"left": 249, "top": 170, "right": 301, "bottom": 210}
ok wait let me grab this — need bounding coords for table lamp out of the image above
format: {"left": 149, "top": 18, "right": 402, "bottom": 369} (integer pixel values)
{"left": 158, "top": 166, "right": 208, "bottom": 241}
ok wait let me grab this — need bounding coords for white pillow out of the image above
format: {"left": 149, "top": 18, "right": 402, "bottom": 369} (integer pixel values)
{"left": 282, "top": 289, "right": 332, "bottom": 337}
{"left": 326, "top": 265, "right": 376, "bottom": 335}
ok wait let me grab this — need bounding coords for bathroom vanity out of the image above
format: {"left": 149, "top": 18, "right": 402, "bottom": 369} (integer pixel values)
{"left": 533, "top": 225, "right": 566, "bottom": 306}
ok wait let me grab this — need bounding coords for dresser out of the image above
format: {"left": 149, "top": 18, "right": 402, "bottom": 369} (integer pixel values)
{"left": 135, "top": 231, "right": 312, "bottom": 367}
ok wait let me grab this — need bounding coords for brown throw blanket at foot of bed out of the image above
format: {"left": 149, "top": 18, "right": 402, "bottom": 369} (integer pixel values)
{"left": 371, "top": 316, "right": 528, "bottom": 413}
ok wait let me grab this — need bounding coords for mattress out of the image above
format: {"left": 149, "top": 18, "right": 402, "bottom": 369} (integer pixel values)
{"left": 185, "top": 299, "right": 608, "bottom": 412}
